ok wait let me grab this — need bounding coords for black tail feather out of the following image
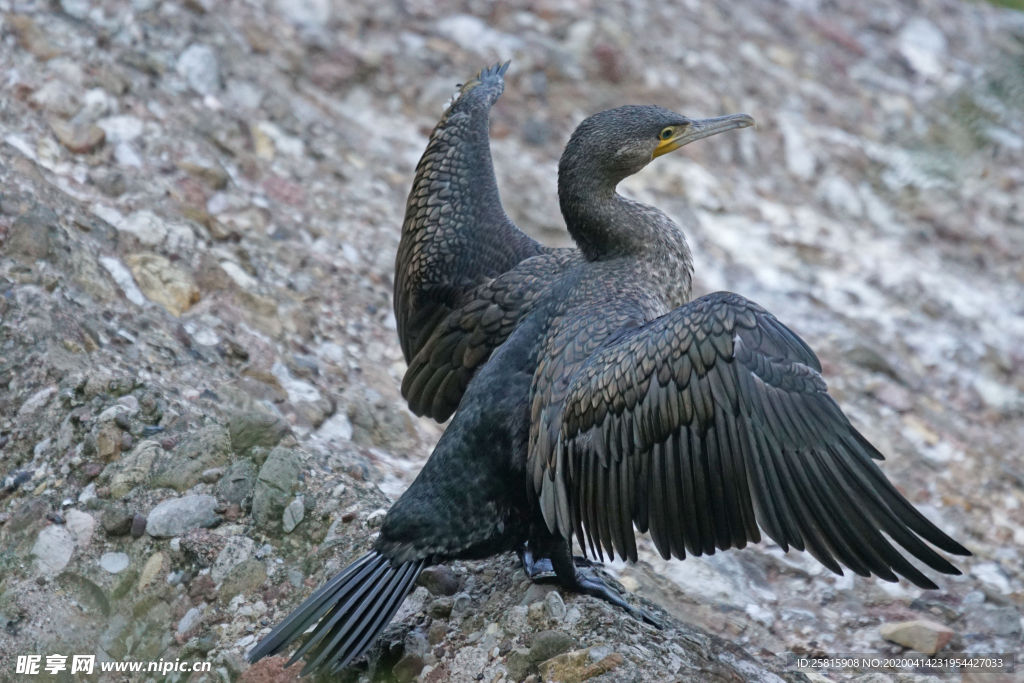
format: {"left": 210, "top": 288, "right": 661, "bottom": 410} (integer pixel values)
{"left": 247, "top": 552, "right": 425, "bottom": 676}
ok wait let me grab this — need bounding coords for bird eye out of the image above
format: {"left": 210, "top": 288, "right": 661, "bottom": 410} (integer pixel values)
{"left": 660, "top": 127, "right": 674, "bottom": 140}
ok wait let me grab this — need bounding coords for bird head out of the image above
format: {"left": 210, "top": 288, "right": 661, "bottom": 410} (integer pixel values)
{"left": 560, "top": 105, "right": 755, "bottom": 185}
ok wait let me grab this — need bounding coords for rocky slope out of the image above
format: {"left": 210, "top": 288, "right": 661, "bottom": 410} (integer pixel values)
{"left": 1, "top": 0, "right": 1023, "bottom": 681}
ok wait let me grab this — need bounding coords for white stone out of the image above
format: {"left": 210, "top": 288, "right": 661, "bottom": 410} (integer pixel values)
{"left": 779, "top": 117, "right": 815, "bottom": 181}
{"left": 119, "top": 210, "right": 168, "bottom": 247}
{"left": 91, "top": 202, "right": 124, "bottom": 228}
{"left": 177, "top": 44, "right": 221, "bottom": 96}
{"left": 97, "top": 404, "right": 131, "bottom": 422}
{"left": 898, "top": 18, "right": 947, "bottom": 79}
{"left": 283, "top": 498, "right": 305, "bottom": 533}
{"left": 100, "top": 552, "right": 130, "bottom": 574}
{"left": 255, "top": 121, "right": 304, "bottom": 158}
{"left": 274, "top": 0, "right": 330, "bottom": 26}
{"left": 177, "top": 607, "right": 203, "bottom": 635}
{"left": 114, "top": 142, "right": 143, "bottom": 168}
{"left": 271, "top": 362, "right": 322, "bottom": 403}
{"left": 816, "top": 174, "right": 863, "bottom": 218}
{"left": 879, "top": 619, "right": 954, "bottom": 655}
{"left": 219, "top": 261, "right": 259, "bottom": 291}
{"left": 318, "top": 413, "right": 353, "bottom": 442}
{"left": 65, "top": 509, "right": 95, "bottom": 548}
{"left": 225, "top": 80, "right": 265, "bottom": 110}
{"left": 544, "top": 590, "right": 566, "bottom": 621}
{"left": 96, "top": 116, "right": 144, "bottom": 145}
{"left": 32, "top": 525, "right": 75, "bottom": 576}
{"left": 165, "top": 223, "right": 196, "bottom": 258}
{"left": 971, "top": 561, "right": 1012, "bottom": 594}
{"left": 80, "top": 88, "right": 112, "bottom": 120}
{"left": 745, "top": 603, "right": 776, "bottom": 627}
{"left": 19, "top": 386, "right": 56, "bottom": 416}
{"left": 79, "top": 482, "right": 97, "bottom": 504}
{"left": 100, "top": 257, "right": 147, "bottom": 306}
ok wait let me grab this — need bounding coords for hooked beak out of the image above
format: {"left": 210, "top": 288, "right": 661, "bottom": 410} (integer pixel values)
{"left": 653, "top": 113, "right": 755, "bottom": 158}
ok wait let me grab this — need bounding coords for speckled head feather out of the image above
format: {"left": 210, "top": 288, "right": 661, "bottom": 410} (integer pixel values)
{"left": 559, "top": 105, "right": 690, "bottom": 185}
{"left": 556, "top": 105, "right": 753, "bottom": 262}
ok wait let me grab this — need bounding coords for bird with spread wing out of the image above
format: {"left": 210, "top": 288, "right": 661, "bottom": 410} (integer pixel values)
{"left": 249, "top": 62, "right": 969, "bottom": 676}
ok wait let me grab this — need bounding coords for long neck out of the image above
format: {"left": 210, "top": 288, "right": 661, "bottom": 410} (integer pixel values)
{"left": 558, "top": 168, "right": 633, "bottom": 260}
{"left": 558, "top": 163, "right": 694, "bottom": 305}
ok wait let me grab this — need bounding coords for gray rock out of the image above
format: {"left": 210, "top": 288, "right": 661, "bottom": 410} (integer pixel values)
{"left": 529, "top": 630, "right": 575, "bottom": 663}
{"left": 428, "top": 620, "right": 447, "bottom": 644}
{"left": 100, "top": 552, "right": 130, "bottom": 574}
{"left": 109, "top": 440, "right": 161, "bottom": 498}
{"left": 151, "top": 425, "right": 232, "bottom": 492}
{"left": 520, "top": 583, "right": 555, "bottom": 606}
{"left": 146, "top": 495, "right": 220, "bottom": 537}
{"left": 29, "top": 80, "right": 80, "bottom": 116}
{"left": 211, "top": 536, "right": 256, "bottom": 582}
{"left": 405, "top": 630, "right": 429, "bottom": 658}
{"left": 8, "top": 499, "right": 50, "bottom": 534}
{"left": 7, "top": 208, "right": 56, "bottom": 262}
{"left": 252, "top": 447, "right": 300, "bottom": 530}
{"left": 452, "top": 592, "right": 472, "bottom": 614}
{"left": 282, "top": 497, "right": 304, "bottom": 533}
{"left": 177, "top": 44, "right": 220, "bottom": 95}
{"left": 366, "top": 508, "right": 387, "bottom": 528}
{"left": 505, "top": 605, "right": 530, "bottom": 634}
{"left": 131, "top": 512, "right": 147, "bottom": 538}
{"left": 507, "top": 648, "right": 535, "bottom": 681}
{"left": 392, "top": 653, "right": 424, "bottom": 683}
{"left": 219, "top": 559, "right": 266, "bottom": 604}
{"left": 228, "top": 411, "right": 290, "bottom": 455}
{"left": 217, "top": 459, "right": 258, "bottom": 506}
{"left": 177, "top": 607, "right": 202, "bottom": 635}
{"left": 201, "top": 468, "right": 224, "bottom": 483}
{"left": 964, "top": 605, "right": 1022, "bottom": 637}
{"left": 102, "top": 506, "right": 134, "bottom": 536}
{"left": 418, "top": 565, "right": 459, "bottom": 596}
{"left": 428, "top": 597, "right": 454, "bottom": 619}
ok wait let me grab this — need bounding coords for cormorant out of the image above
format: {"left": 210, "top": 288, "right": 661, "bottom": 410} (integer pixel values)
{"left": 248, "top": 62, "right": 969, "bottom": 676}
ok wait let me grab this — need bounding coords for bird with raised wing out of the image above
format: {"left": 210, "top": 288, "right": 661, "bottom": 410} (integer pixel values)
{"left": 248, "top": 62, "right": 969, "bottom": 676}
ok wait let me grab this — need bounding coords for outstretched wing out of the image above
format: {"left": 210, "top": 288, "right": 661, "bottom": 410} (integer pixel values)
{"left": 395, "top": 62, "right": 548, "bottom": 363}
{"left": 402, "top": 250, "right": 577, "bottom": 421}
{"left": 531, "top": 292, "right": 969, "bottom": 589}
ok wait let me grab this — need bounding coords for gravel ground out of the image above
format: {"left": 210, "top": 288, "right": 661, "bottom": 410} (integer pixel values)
{"left": 0, "top": 0, "right": 1023, "bottom": 682}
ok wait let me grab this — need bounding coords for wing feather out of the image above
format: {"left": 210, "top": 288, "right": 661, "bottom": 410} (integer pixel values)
{"left": 395, "top": 63, "right": 548, "bottom": 364}
{"left": 530, "top": 292, "right": 968, "bottom": 588}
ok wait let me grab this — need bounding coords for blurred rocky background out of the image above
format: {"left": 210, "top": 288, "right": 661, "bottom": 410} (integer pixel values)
{"left": 1, "top": 0, "right": 1023, "bottom": 681}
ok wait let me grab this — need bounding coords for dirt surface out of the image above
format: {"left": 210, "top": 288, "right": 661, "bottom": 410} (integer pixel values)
{"left": 1, "top": 0, "right": 1023, "bottom": 682}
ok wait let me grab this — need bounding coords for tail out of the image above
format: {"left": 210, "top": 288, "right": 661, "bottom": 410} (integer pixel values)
{"left": 247, "top": 551, "right": 425, "bottom": 676}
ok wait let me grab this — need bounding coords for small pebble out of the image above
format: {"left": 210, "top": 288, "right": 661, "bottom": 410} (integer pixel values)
{"left": 131, "top": 512, "right": 147, "bottom": 537}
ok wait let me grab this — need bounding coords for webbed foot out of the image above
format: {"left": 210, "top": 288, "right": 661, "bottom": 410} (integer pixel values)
{"left": 518, "top": 545, "right": 600, "bottom": 580}
{"left": 545, "top": 540, "right": 663, "bottom": 628}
